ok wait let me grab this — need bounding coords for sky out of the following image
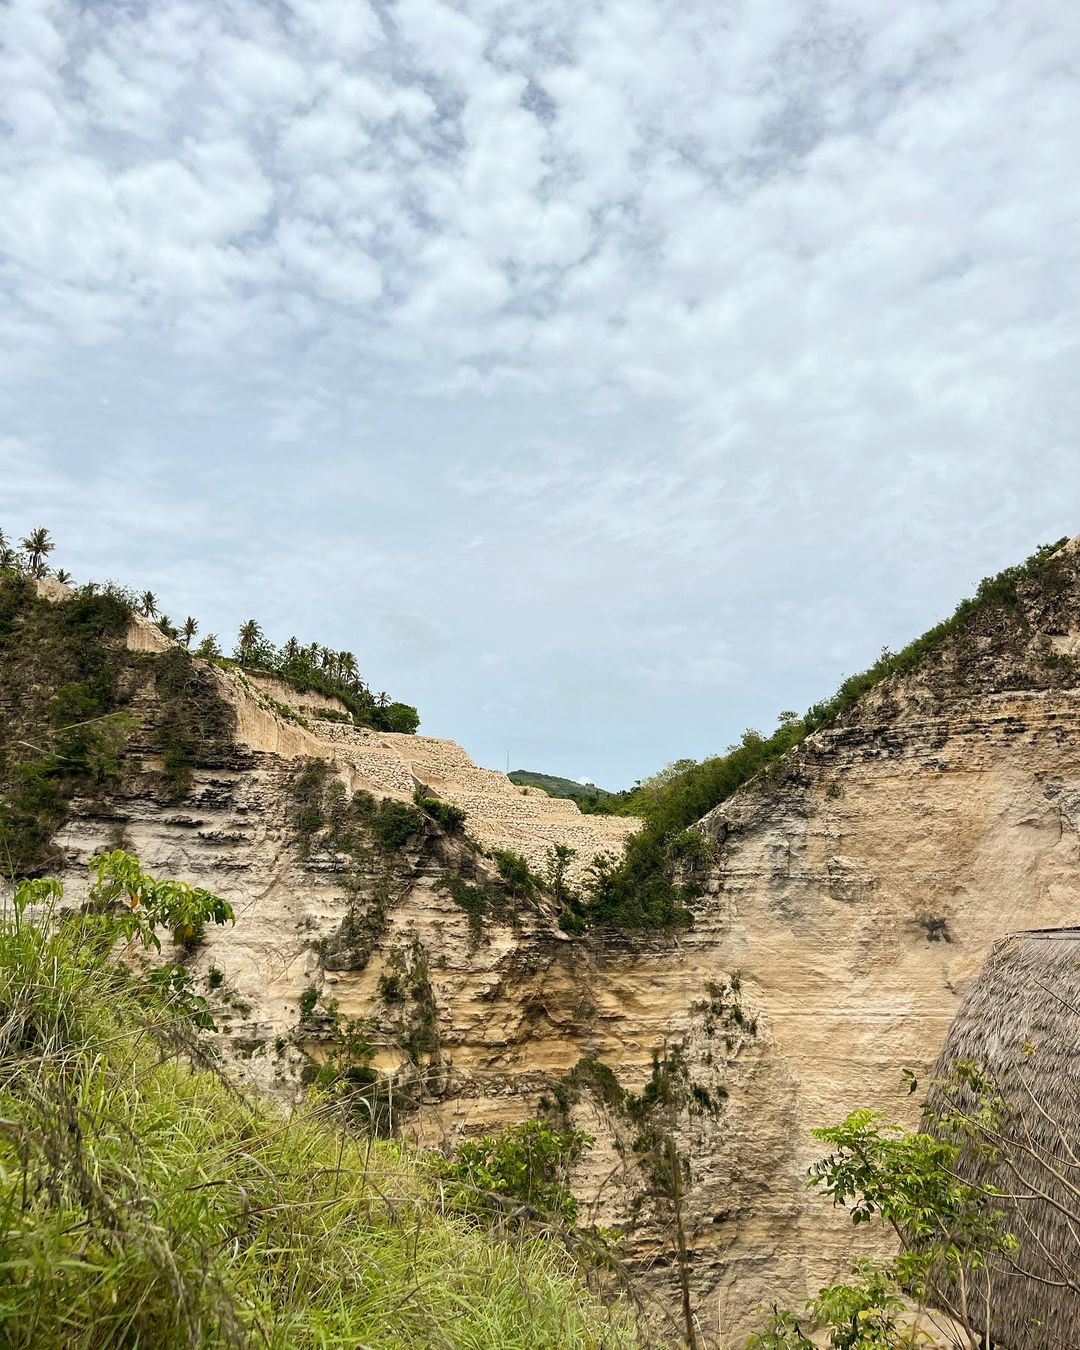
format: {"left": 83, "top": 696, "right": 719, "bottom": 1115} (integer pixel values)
{"left": 2, "top": 0, "right": 1079, "bottom": 788}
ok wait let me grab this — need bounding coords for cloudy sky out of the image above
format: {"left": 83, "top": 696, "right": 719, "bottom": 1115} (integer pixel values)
{"left": 2, "top": 0, "right": 1078, "bottom": 787}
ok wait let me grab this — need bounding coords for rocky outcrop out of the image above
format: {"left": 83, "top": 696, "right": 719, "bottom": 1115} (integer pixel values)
{"left": 13, "top": 539, "right": 1080, "bottom": 1343}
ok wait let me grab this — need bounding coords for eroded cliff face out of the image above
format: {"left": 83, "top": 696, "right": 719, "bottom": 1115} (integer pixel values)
{"left": 10, "top": 541, "right": 1080, "bottom": 1344}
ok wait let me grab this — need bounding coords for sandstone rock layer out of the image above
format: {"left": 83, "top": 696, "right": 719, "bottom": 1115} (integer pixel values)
{"left": 18, "top": 540, "right": 1080, "bottom": 1343}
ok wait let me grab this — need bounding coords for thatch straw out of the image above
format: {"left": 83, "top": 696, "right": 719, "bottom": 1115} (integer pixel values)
{"left": 927, "top": 928, "right": 1080, "bottom": 1350}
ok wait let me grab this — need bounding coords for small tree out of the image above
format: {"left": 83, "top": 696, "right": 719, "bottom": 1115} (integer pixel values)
{"left": 545, "top": 843, "right": 577, "bottom": 909}
{"left": 182, "top": 616, "right": 198, "bottom": 647}
{"left": 236, "top": 619, "right": 264, "bottom": 664}
{"left": 139, "top": 590, "right": 159, "bottom": 619}
{"left": 20, "top": 526, "right": 54, "bottom": 577}
{"left": 750, "top": 1096, "right": 1020, "bottom": 1349}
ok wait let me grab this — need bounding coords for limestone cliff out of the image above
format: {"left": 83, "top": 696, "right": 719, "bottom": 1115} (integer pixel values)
{"left": 6, "top": 539, "right": 1080, "bottom": 1345}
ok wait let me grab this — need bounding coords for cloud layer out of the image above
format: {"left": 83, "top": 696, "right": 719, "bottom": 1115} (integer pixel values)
{"left": 3, "top": 0, "right": 1079, "bottom": 784}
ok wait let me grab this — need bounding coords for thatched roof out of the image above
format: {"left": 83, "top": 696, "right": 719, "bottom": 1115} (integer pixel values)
{"left": 927, "top": 928, "right": 1080, "bottom": 1350}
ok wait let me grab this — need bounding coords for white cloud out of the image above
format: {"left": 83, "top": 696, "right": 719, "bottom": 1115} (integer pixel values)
{"left": 1, "top": 0, "right": 1079, "bottom": 783}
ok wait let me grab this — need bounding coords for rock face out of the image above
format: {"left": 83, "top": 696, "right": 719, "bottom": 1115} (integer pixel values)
{"left": 12, "top": 539, "right": 1080, "bottom": 1343}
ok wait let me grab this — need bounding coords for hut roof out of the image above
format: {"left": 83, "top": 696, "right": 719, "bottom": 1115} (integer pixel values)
{"left": 927, "top": 927, "right": 1080, "bottom": 1350}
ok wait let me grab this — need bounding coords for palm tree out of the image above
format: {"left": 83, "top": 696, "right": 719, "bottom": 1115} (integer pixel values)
{"left": 282, "top": 636, "right": 300, "bottom": 666}
{"left": 157, "top": 614, "right": 178, "bottom": 639}
{"left": 54, "top": 569, "right": 72, "bottom": 585}
{"left": 340, "top": 651, "right": 358, "bottom": 687}
{"left": 20, "top": 527, "right": 54, "bottom": 577}
{"left": 237, "top": 619, "right": 263, "bottom": 663}
{"left": 182, "top": 616, "right": 198, "bottom": 647}
{"left": 139, "top": 591, "right": 159, "bottom": 619}
{"left": 0, "top": 531, "right": 16, "bottom": 571}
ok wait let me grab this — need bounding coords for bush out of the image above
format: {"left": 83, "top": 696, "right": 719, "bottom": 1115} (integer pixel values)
{"left": 372, "top": 800, "right": 424, "bottom": 851}
{"left": 0, "top": 579, "right": 136, "bottom": 873}
{"left": 492, "top": 848, "right": 541, "bottom": 899}
{"left": 439, "top": 1119, "right": 593, "bottom": 1225}
{"left": 413, "top": 790, "right": 467, "bottom": 835}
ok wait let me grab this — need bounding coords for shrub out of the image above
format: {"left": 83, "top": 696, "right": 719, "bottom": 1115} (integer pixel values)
{"left": 439, "top": 1119, "right": 593, "bottom": 1224}
{"left": 372, "top": 800, "right": 424, "bottom": 851}
{"left": 492, "top": 848, "right": 541, "bottom": 899}
{"left": 413, "top": 790, "right": 467, "bottom": 835}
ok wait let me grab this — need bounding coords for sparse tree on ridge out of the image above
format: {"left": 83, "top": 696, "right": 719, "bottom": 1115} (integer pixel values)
{"left": 237, "top": 619, "right": 263, "bottom": 664}
{"left": 182, "top": 616, "right": 198, "bottom": 647}
{"left": 197, "top": 633, "right": 222, "bottom": 660}
{"left": 54, "top": 569, "right": 72, "bottom": 585}
{"left": 20, "top": 527, "right": 53, "bottom": 577}
{"left": 139, "top": 591, "right": 158, "bottom": 619}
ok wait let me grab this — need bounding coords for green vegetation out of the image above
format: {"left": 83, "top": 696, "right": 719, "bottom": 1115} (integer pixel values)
{"left": 508, "top": 770, "right": 613, "bottom": 807}
{"left": 0, "top": 524, "right": 55, "bottom": 577}
{"left": 437, "top": 873, "right": 515, "bottom": 942}
{"left": 750, "top": 1075, "right": 1024, "bottom": 1348}
{"left": 412, "top": 786, "right": 467, "bottom": 834}
{"left": 0, "top": 856, "right": 642, "bottom": 1348}
{"left": 152, "top": 645, "right": 236, "bottom": 799}
{"left": 292, "top": 760, "right": 424, "bottom": 857}
{"left": 225, "top": 619, "right": 420, "bottom": 734}
{"left": 377, "top": 940, "right": 441, "bottom": 1062}
{"left": 439, "top": 1119, "right": 593, "bottom": 1225}
{"left": 492, "top": 846, "right": 542, "bottom": 901}
{"left": 0, "top": 532, "right": 241, "bottom": 868}
{"left": 579, "top": 539, "right": 1072, "bottom": 930}
{"left": 0, "top": 575, "right": 137, "bottom": 874}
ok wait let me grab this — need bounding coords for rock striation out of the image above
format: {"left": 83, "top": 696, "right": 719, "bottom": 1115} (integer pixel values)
{"left": 11, "top": 538, "right": 1080, "bottom": 1343}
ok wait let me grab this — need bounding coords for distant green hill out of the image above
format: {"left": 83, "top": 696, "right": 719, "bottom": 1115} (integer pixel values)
{"left": 508, "top": 770, "right": 613, "bottom": 803}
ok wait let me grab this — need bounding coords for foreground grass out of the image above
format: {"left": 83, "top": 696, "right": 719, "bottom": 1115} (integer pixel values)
{"left": 0, "top": 869, "right": 642, "bottom": 1349}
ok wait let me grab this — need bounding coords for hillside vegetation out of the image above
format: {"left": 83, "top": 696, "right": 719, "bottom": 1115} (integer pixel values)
{"left": 508, "top": 770, "right": 613, "bottom": 806}
{"left": 0, "top": 858, "right": 644, "bottom": 1349}
{"left": 571, "top": 539, "right": 1072, "bottom": 930}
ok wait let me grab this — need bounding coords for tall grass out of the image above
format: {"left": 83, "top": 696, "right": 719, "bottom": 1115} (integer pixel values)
{"left": 0, "top": 870, "right": 644, "bottom": 1348}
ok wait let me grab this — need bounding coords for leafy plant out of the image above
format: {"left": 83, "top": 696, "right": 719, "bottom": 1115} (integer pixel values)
{"left": 753, "top": 1089, "right": 1022, "bottom": 1347}
{"left": 439, "top": 1119, "right": 593, "bottom": 1224}
{"left": 85, "top": 849, "right": 234, "bottom": 953}
{"left": 413, "top": 789, "right": 467, "bottom": 835}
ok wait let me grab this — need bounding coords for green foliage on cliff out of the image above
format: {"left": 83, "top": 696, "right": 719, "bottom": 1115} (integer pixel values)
{"left": 226, "top": 620, "right": 420, "bottom": 734}
{"left": 439, "top": 1119, "right": 593, "bottom": 1225}
{"left": 0, "top": 576, "right": 238, "bottom": 873}
{"left": 0, "top": 859, "right": 643, "bottom": 1348}
{"left": 0, "top": 576, "right": 136, "bottom": 874}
